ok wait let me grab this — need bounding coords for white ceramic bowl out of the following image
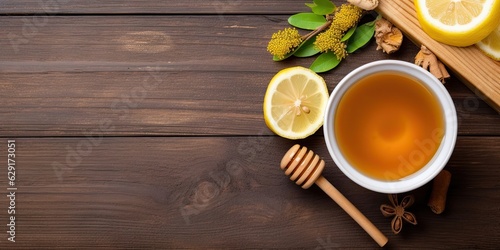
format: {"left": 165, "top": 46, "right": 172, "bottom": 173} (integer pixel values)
{"left": 323, "top": 60, "right": 457, "bottom": 193}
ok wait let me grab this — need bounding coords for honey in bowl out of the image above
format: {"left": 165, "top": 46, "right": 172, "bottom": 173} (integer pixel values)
{"left": 334, "top": 72, "right": 445, "bottom": 181}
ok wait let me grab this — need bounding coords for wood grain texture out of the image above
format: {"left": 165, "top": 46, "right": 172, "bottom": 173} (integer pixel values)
{"left": 0, "top": 0, "right": 305, "bottom": 14}
{"left": 1, "top": 0, "right": 499, "bottom": 248}
{"left": 1, "top": 136, "right": 499, "bottom": 249}
{"left": 1, "top": 16, "right": 498, "bottom": 136}
{"left": 377, "top": 0, "right": 500, "bottom": 112}
{"left": 0, "top": 71, "right": 498, "bottom": 137}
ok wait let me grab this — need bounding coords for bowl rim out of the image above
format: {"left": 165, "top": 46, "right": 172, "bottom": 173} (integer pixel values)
{"left": 323, "top": 60, "right": 457, "bottom": 193}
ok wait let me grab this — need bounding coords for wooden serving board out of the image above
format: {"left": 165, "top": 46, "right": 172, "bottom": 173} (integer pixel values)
{"left": 376, "top": 0, "right": 500, "bottom": 113}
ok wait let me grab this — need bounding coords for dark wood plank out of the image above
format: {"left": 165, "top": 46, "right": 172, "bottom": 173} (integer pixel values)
{"left": 1, "top": 0, "right": 305, "bottom": 14}
{"left": 1, "top": 136, "right": 499, "bottom": 248}
{"left": 0, "top": 15, "right": 274, "bottom": 64}
{"left": 1, "top": 16, "right": 498, "bottom": 136}
{"left": 0, "top": 70, "right": 498, "bottom": 137}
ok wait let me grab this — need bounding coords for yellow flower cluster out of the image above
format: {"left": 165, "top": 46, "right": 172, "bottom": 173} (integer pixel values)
{"left": 332, "top": 4, "right": 363, "bottom": 31}
{"left": 314, "top": 28, "right": 347, "bottom": 59}
{"left": 315, "top": 4, "right": 363, "bottom": 60}
{"left": 267, "top": 28, "right": 303, "bottom": 59}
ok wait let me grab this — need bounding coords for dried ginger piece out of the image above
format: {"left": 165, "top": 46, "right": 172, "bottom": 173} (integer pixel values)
{"left": 374, "top": 18, "right": 403, "bottom": 54}
{"left": 415, "top": 45, "right": 450, "bottom": 83}
{"left": 347, "top": 0, "right": 379, "bottom": 10}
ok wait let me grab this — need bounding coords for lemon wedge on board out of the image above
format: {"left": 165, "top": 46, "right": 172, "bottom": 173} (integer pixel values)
{"left": 476, "top": 23, "right": 500, "bottom": 60}
{"left": 414, "top": 0, "right": 500, "bottom": 47}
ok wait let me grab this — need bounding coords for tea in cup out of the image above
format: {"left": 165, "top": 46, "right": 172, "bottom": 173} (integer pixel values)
{"left": 324, "top": 60, "right": 457, "bottom": 193}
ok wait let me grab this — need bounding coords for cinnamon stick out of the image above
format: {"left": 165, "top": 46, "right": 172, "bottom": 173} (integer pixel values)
{"left": 428, "top": 170, "right": 452, "bottom": 214}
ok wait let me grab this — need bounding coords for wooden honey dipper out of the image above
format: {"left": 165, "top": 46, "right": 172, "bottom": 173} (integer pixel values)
{"left": 280, "top": 144, "right": 388, "bottom": 247}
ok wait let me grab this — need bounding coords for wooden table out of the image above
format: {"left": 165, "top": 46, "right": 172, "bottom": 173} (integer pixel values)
{"left": 1, "top": 1, "right": 499, "bottom": 248}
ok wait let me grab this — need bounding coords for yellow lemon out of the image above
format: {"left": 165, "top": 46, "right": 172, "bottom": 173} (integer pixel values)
{"left": 414, "top": 0, "right": 500, "bottom": 47}
{"left": 476, "top": 23, "right": 500, "bottom": 60}
{"left": 263, "top": 66, "right": 329, "bottom": 140}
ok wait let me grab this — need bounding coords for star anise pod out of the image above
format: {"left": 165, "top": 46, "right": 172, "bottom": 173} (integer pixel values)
{"left": 380, "top": 194, "right": 417, "bottom": 234}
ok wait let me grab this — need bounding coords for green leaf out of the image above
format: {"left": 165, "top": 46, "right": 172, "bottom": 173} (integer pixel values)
{"left": 305, "top": 0, "right": 335, "bottom": 15}
{"left": 288, "top": 13, "right": 327, "bottom": 30}
{"left": 341, "top": 25, "right": 357, "bottom": 42}
{"left": 310, "top": 51, "right": 341, "bottom": 73}
{"left": 346, "top": 20, "right": 376, "bottom": 54}
{"left": 305, "top": 3, "right": 316, "bottom": 8}
{"left": 293, "top": 36, "right": 320, "bottom": 57}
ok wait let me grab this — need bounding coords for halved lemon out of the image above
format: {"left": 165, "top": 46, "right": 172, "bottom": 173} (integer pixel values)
{"left": 476, "top": 24, "right": 500, "bottom": 60}
{"left": 263, "top": 66, "right": 329, "bottom": 140}
{"left": 414, "top": 0, "right": 500, "bottom": 47}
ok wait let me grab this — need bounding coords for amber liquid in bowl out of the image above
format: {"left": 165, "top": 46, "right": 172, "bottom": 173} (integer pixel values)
{"left": 334, "top": 72, "right": 444, "bottom": 181}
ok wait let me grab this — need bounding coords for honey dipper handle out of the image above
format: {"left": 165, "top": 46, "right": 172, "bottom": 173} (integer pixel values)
{"left": 315, "top": 176, "right": 388, "bottom": 247}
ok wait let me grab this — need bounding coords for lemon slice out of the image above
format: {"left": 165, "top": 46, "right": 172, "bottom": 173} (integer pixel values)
{"left": 476, "top": 24, "right": 500, "bottom": 60}
{"left": 414, "top": 0, "right": 500, "bottom": 47}
{"left": 263, "top": 66, "right": 329, "bottom": 140}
